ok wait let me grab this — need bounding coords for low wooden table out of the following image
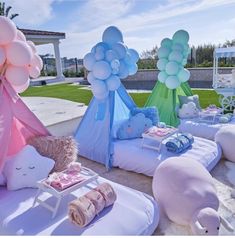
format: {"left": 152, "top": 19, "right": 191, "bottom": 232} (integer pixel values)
{"left": 32, "top": 166, "right": 99, "bottom": 218}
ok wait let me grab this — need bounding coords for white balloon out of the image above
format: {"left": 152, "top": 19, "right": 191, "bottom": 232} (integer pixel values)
{"left": 0, "top": 16, "right": 17, "bottom": 45}
{"left": 31, "top": 54, "right": 43, "bottom": 71}
{"left": 5, "top": 66, "right": 29, "bottom": 87}
{"left": 28, "top": 65, "right": 40, "bottom": 79}
{"left": 27, "top": 41, "right": 36, "bottom": 54}
{"left": 14, "top": 79, "right": 30, "bottom": 93}
{"left": 6, "top": 41, "right": 33, "bottom": 66}
{"left": 0, "top": 47, "right": 6, "bottom": 66}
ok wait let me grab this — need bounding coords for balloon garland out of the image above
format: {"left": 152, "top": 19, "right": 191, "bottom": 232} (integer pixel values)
{"left": 83, "top": 26, "right": 139, "bottom": 100}
{"left": 0, "top": 16, "right": 43, "bottom": 93}
{"left": 157, "top": 30, "right": 191, "bottom": 89}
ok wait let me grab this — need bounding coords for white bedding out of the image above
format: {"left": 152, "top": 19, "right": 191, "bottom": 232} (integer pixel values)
{"left": 0, "top": 177, "right": 159, "bottom": 236}
{"left": 179, "top": 117, "right": 235, "bottom": 140}
{"left": 113, "top": 136, "right": 221, "bottom": 176}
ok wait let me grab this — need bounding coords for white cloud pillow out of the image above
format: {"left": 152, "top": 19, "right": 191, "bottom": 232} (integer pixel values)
{"left": 178, "top": 102, "right": 199, "bottom": 119}
{"left": 3, "top": 145, "right": 55, "bottom": 190}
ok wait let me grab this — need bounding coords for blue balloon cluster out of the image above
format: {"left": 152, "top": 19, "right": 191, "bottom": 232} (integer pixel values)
{"left": 157, "top": 30, "right": 191, "bottom": 90}
{"left": 83, "top": 26, "right": 139, "bottom": 100}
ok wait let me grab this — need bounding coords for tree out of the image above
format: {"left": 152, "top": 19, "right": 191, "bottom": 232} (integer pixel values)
{"left": 0, "top": 2, "right": 19, "bottom": 19}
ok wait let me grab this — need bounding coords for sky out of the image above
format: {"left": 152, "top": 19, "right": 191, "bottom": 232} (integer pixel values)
{"left": 7, "top": 0, "right": 235, "bottom": 59}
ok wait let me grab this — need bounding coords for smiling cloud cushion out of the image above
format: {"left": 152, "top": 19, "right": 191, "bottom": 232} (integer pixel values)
{"left": 117, "top": 113, "right": 153, "bottom": 140}
{"left": 3, "top": 145, "right": 55, "bottom": 190}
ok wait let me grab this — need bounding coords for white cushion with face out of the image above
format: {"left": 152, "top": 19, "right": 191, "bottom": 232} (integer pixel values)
{"left": 3, "top": 145, "right": 55, "bottom": 190}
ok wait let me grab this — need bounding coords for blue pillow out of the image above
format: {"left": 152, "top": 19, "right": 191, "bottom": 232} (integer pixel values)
{"left": 131, "top": 107, "right": 159, "bottom": 125}
{"left": 117, "top": 113, "right": 153, "bottom": 140}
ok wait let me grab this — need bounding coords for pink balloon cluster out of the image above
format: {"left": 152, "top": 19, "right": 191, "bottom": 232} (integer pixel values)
{"left": 0, "top": 16, "right": 43, "bottom": 93}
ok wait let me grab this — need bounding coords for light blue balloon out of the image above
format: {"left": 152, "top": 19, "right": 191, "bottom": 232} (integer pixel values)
{"left": 171, "top": 43, "right": 184, "bottom": 52}
{"left": 102, "top": 26, "right": 124, "bottom": 45}
{"left": 168, "top": 50, "right": 183, "bottom": 63}
{"left": 124, "top": 52, "right": 132, "bottom": 65}
{"left": 158, "top": 46, "right": 171, "bottom": 59}
{"left": 111, "top": 59, "right": 120, "bottom": 70}
{"left": 112, "top": 68, "right": 119, "bottom": 74}
{"left": 173, "top": 30, "right": 189, "bottom": 44}
{"left": 93, "top": 61, "right": 112, "bottom": 80}
{"left": 94, "top": 42, "right": 109, "bottom": 53}
{"left": 128, "top": 49, "right": 139, "bottom": 63}
{"left": 165, "top": 76, "right": 180, "bottom": 89}
{"left": 178, "top": 68, "right": 190, "bottom": 82}
{"left": 105, "top": 50, "right": 118, "bottom": 62}
{"left": 87, "top": 72, "right": 96, "bottom": 84}
{"left": 83, "top": 52, "right": 96, "bottom": 71}
{"left": 161, "top": 38, "right": 172, "bottom": 48}
{"left": 158, "top": 71, "right": 168, "bottom": 83}
{"left": 165, "top": 61, "right": 179, "bottom": 75}
{"left": 106, "top": 75, "right": 121, "bottom": 91}
{"left": 95, "top": 51, "right": 105, "bottom": 61}
{"left": 112, "top": 42, "right": 127, "bottom": 59}
{"left": 118, "top": 60, "right": 129, "bottom": 79}
{"left": 128, "top": 63, "right": 138, "bottom": 75}
{"left": 157, "top": 58, "right": 168, "bottom": 71}
{"left": 91, "top": 79, "right": 108, "bottom": 99}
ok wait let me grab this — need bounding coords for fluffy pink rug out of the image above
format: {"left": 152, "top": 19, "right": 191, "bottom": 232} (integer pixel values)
{"left": 27, "top": 136, "right": 78, "bottom": 172}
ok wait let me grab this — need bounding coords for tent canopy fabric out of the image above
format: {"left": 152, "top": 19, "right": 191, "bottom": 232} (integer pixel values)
{"left": 75, "top": 84, "right": 136, "bottom": 169}
{"left": 145, "top": 81, "right": 193, "bottom": 127}
{"left": 0, "top": 77, "right": 50, "bottom": 171}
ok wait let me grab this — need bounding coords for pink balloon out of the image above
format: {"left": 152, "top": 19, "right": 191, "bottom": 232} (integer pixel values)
{"left": 0, "top": 47, "right": 6, "bottom": 66}
{"left": 0, "top": 16, "right": 17, "bottom": 45}
{"left": 16, "top": 30, "right": 26, "bottom": 42}
{"left": 5, "top": 65, "right": 29, "bottom": 86}
{"left": 13, "top": 78, "right": 30, "bottom": 93}
{"left": 27, "top": 41, "right": 36, "bottom": 53}
{"left": 30, "top": 54, "right": 43, "bottom": 70}
{"left": 28, "top": 65, "right": 40, "bottom": 78}
{"left": 6, "top": 40, "right": 33, "bottom": 66}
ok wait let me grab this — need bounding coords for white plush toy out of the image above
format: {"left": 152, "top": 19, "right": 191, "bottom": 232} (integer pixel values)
{"left": 178, "top": 102, "right": 199, "bottom": 119}
{"left": 152, "top": 157, "right": 234, "bottom": 235}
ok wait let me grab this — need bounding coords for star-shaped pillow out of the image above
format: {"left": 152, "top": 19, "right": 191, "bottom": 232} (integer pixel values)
{"left": 3, "top": 145, "right": 55, "bottom": 190}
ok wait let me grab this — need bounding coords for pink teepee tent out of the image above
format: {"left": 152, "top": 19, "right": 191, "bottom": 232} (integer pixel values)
{"left": 0, "top": 76, "right": 50, "bottom": 171}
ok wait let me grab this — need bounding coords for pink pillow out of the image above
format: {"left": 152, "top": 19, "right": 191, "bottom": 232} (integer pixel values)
{"left": 27, "top": 136, "right": 78, "bottom": 172}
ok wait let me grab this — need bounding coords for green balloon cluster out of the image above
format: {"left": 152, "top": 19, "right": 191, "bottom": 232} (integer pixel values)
{"left": 157, "top": 30, "right": 191, "bottom": 89}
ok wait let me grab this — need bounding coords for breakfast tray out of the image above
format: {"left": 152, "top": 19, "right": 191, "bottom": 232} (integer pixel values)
{"left": 32, "top": 166, "right": 99, "bottom": 218}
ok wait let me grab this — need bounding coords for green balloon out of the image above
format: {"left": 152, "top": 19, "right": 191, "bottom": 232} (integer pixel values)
{"left": 165, "top": 61, "right": 179, "bottom": 75}
{"left": 173, "top": 30, "right": 189, "bottom": 44}
{"left": 172, "top": 43, "right": 184, "bottom": 52}
{"left": 157, "top": 58, "right": 168, "bottom": 71}
{"left": 161, "top": 38, "right": 172, "bottom": 48}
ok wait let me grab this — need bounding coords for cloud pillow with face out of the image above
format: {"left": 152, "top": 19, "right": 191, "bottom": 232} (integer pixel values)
{"left": 3, "top": 145, "right": 55, "bottom": 190}
{"left": 117, "top": 113, "right": 153, "bottom": 140}
{"left": 178, "top": 102, "right": 199, "bottom": 119}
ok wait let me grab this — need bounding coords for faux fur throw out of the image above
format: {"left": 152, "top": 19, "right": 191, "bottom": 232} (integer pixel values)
{"left": 27, "top": 136, "right": 78, "bottom": 172}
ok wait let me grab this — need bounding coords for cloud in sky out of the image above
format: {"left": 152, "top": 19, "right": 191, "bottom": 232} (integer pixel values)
{"left": 9, "top": 0, "right": 235, "bottom": 58}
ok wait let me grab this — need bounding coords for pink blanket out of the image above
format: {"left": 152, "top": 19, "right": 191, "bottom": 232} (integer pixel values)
{"left": 68, "top": 183, "right": 117, "bottom": 227}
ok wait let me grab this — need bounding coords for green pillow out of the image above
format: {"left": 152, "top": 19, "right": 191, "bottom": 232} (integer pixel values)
{"left": 178, "top": 95, "right": 201, "bottom": 110}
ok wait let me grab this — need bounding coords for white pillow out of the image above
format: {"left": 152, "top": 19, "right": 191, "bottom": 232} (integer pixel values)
{"left": 0, "top": 172, "right": 6, "bottom": 186}
{"left": 178, "top": 102, "right": 199, "bottom": 119}
{"left": 3, "top": 145, "right": 55, "bottom": 190}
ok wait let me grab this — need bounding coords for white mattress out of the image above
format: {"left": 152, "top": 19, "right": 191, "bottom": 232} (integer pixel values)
{"left": 179, "top": 118, "right": 235, "bottom": 140}
{"left": 113, "top": 136, "right": 221, "bottom": 176}
{"left": 0, "top": 177, "right": 159, "bottom": 236}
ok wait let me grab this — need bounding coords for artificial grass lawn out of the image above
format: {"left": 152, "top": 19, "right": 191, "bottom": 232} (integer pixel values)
{"left": 21, "top": 83, "right": 220, "bottom": 108}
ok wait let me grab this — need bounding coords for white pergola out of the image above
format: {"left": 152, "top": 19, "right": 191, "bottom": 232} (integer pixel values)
{"left": 20, "top": 28, "right": 66, "bottom": 80}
